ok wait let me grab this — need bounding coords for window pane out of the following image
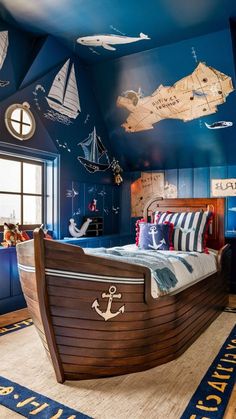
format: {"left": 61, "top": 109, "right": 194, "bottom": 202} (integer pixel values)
{"left": 22, "top": 110, "right": 32, "bottom": 125}
{"left": 0, "top": 158, "right": 21, "bottom": 192}
{"left": 11, "top": 108, "right": 21, "bottom": 121}
{"left": 23, "top": 163, "right": 42, "bottom": 194}
{"left": 0, "top": 194, "right": 21, "bottom": 225}
{"left": 23, "top": 195, "right": 42, "bottom": 224}
{"left": 22, "top": 124, "right": 31, "bottom": 135}
{"left": 11, "top": 121, "right": 21, "bottom": 133}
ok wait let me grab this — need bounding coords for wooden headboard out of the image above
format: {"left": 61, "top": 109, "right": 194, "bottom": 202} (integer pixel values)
{"left": 143, "top": 197, "right": 225, "bottom": 250}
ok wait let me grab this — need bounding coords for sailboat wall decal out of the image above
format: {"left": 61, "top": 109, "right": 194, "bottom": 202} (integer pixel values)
{"left": 77, "top": 127, "right": 110, "bottom": 173}
{"left": 46, "top": 59, "right": 81, "bottom": 119}
{"left": 0, "top": 31, "right": 8, "bottom": 70}
{"left": 0, "top": 31, "right": 9, "bottom": 87}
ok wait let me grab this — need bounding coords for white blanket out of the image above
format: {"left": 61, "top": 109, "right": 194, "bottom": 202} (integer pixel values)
{"left": 119, "top": 245, "right": 218, "bottom": 298}
{"left": 84, "top": 243, "right": 218, "bottom": 299}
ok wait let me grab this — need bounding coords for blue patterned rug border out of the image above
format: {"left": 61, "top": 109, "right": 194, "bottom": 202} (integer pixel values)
{"left": 181, "top": 324, "right": 236, "bottom": 419}
{"left": 224, "top": 306, "right": 236, "bottom": 313}
{"left": 0, "top": 375, "right": 91, "bottom": 418}
{"left": 0, "top": 319, "right": 92, "bottom": 418}
{"left": 0, "top": 318, "right": 33, "bottom": 336}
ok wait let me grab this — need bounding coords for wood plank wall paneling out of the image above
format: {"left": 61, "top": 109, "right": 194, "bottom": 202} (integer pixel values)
{"left": 64, "top": 181, "right": 121, "bottom": 237}
{"left": 121, "top": 165, "right": 236, "bottom": 234}
{"left": 178, "top": 168, "right": 193, "bottom": 198}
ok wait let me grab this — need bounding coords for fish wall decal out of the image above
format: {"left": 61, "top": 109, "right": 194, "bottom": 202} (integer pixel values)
{"left": 205, "top": 121, "right": 233, "bottom": 129}
{"left": 77, "top": 33, "right": 150, "bottom": 51}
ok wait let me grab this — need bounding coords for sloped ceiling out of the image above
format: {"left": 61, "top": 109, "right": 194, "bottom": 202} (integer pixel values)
{"left": 0, "top": 0, "right": 236, "bottom": 64}
{"left": 1, "top": 0, "right": 236, "bottom": 170}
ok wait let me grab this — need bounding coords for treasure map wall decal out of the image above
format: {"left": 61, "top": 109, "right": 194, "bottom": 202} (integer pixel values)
{"left": 77, "top": 32, "right": 150, "bottom": 51}
{"left": 77, "top": 126, "right": 110, "bottom": 173}
{"left": 131, "top": 172, "right": 177, "bottom": 217}
{"left": 117, "top": 62, "right": 234, "bottom": 133}
{"left": 45, "top": 59, "right": 81, "bottom": 120}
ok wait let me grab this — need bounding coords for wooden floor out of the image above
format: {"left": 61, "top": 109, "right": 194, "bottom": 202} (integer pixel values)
{"left": 1, "top": 299, "right": 236, "bottom": 418}
{"left": 0, "top": 307, "right": 29, "bottom": 327}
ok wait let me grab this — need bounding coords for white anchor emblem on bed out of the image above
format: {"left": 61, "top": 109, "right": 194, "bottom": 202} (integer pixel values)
{"left": 92, "top": 285, "right": 125, "bottom": 321}
{"left": 148, "top": 225, "right": 166, "bottom": 250}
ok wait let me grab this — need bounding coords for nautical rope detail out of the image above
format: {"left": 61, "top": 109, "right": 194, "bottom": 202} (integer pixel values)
{"left": 18, "top": 264, "right": 144, "bottom": 284}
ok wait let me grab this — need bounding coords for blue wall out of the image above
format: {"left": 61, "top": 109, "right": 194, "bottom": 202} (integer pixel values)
{"left": 0, "top": 20, "right": 120, "bottom": 239}
{"left": 121, "top": 165, "right": 236, "bottom": 237}
{"left": 1, "top": 19, "right": 236, "bottom": 241}
{"left": 90, "top": 29, "right": 236, "bottom": 171}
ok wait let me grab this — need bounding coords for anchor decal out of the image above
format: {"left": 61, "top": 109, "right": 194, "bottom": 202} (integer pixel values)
{"left": 148, "top": 225, "right": 166, "bottom": 250}
{"left": 92, "top": 285, "right": 125, "bottom": 321}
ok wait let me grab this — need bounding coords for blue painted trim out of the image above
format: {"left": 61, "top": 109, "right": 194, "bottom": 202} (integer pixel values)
{"left": 181, "top": 324, "right": 236, "bottom": 419}
{"left": 0, "top": 141, "right": 59, "bottom": 161}
{"left": 0, "top": 375, "right": 91, "bottom": 418}
{"left": 0, "top": 319, "right": 33, "bottom": 336}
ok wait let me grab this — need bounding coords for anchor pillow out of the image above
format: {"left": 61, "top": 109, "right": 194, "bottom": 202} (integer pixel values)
{"left": 154, "top": 210, "right": 213, "bottom": 252}
{"left": 138, "top": 222, "right": 174, "bottom": 251}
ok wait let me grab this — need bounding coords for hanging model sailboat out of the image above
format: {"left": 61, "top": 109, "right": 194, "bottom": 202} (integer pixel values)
{"left": 46, "top": 59, "right": 81, "bottom": 119}
{"left": 77, "top": 127, "right": 110, "bottom": 173}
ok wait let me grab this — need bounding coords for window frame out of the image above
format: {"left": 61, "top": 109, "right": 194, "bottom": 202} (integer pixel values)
{"left": 0, "top": 142, "right": 60, "bottom": 239}
{"left": 5, "top": 103, "right": 36, "bottom": 141}
{"left": 0, "top": 154, "right": 45, "bottom": 231}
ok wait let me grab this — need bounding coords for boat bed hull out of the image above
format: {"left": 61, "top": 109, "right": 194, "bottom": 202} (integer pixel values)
{"left": 16, "top": 233, "right": 229, "bottom": 383}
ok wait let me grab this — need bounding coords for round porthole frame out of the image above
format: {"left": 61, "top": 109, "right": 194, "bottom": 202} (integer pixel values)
{"left": 5, "top": 102, "right": 36, "bottom": 141}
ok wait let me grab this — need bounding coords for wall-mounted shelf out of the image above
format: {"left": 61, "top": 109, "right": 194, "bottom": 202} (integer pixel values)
{"left": 85, "top": 216, "right": 103, "bottom": 237}
{"left": 61, "top": 233, "right": 134, "bottom": 248}
{"left": 225, "top": 231, "right": 236, "bottom": 238}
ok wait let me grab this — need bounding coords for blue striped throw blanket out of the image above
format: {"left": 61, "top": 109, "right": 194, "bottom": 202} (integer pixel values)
{"left": 84, "top": 247, "right": 194, "bottom": 292}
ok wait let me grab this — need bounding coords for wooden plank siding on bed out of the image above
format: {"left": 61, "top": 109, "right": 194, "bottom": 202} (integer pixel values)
{"left": 16, "top": 198, "right": 229, "bottom": 382}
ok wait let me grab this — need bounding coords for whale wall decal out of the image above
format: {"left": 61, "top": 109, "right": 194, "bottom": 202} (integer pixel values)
{"left": 77, "top": 33, "right": 150, "bottom": 51}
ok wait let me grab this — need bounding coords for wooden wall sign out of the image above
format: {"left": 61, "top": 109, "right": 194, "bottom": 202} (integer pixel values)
{"left": 211, "top": 178, "right": 236, "bottom": 197}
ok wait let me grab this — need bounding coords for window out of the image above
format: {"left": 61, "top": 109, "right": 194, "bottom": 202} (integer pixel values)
{"left": 0, "top": 156, "right": 44, "bottom": 228}
{"left": 5, "top": 102, "right": 36, "bottom": 141}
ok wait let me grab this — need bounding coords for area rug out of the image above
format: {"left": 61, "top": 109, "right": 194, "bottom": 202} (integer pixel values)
{"left": 0, "top": 376, "right": 90, "bottom": 418}
{"left": 0, "top": 318, "right": 33, "bottom": 336}
{"left": 181, "top": 323, "right": 236, "bottom": 418}
{"left": 224, "top": 306, "right": 236, "bottom": 313}
{"left": 0, "top": 312, "right": 236, "bottom": 419}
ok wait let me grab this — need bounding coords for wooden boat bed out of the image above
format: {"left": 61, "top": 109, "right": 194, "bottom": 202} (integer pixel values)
{"left": 16, "top": 197, "right": 230, "bottom": 383}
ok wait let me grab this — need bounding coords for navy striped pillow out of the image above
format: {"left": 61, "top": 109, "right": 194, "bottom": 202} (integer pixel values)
{"left": 154, "top": 211, "right": 213, "bottom": 252}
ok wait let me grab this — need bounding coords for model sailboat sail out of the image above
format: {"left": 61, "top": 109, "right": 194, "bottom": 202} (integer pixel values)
{"left": 46, "top": 59, "right": 81, "bottom": 119}
{"left": 0, "top": 31, "right": 8, "bottom": 70}
{"left": 78, "top": 127, "right": 110, "bottom": 173}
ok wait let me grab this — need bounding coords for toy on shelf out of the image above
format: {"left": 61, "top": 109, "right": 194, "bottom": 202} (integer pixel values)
{"left": 1, "top": 223, "right": 30, "bottom": 247}
{"left": 88, "top": 198, "right": 99, "bottom": 212}
{"left": 68, "top": 218, "right": 92, "bottom": 238}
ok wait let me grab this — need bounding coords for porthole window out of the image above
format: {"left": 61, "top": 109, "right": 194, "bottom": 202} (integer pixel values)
{"left": 5, "top": 102, "right": 36, "bottom": 141}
